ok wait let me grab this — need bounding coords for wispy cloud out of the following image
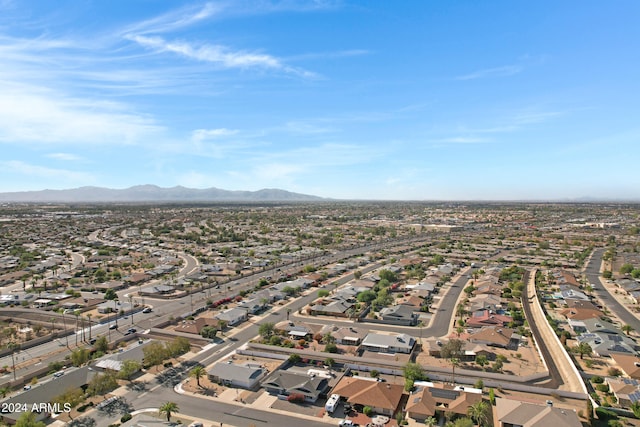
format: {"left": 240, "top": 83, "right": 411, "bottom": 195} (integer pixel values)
{"left": 192, "top": 128, "right": 239, "bottom": 141}
{"left": 127, "top": 34, "right": 317, "bottom": 78}
{"left": 45, "top": 153, "right": 84, "bottom": 161}
{"left": 0, "top": 160, "right": 94, "bottom": 183}
{"left": 0, "top": 82, "right": 163, "bottom": 145}
{"left": 120, "top": 2, "right": 223, "bottom": 36}
{"left": 435, "top": 137, "right": 491, "bottom": 144}
{"left": 456, "top": 65, "right": 523, "bottom": 81}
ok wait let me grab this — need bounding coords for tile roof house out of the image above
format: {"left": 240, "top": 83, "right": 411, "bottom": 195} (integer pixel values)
{"left": 405, "top": 382, "right": 482, "bottom": 421}
{"left": 466, "top": 309, "right": 513, "bottom": 328}
{"left": 469, "top": 294, "right": 502, "bottom": 313}
{"left": 468, "top": 326, "right": 520, "bottom": 350}
{"left": 332, "top": 377, "right": 404, "bottom": 417}
{"left": 495, "top": 398, "right": 582, "bottom": 427}
{"left": 330, "top": 326, "right": 368, "bottom": 346}
{"left": 262, "top": 371, "right": 329, "bottom": 403}
{"left": 559, "top": 300, "right": 603, "bottom": 321}
{"left": 607, "top": 377, "right": 640, "bottom": 406}
{"left": 610, "top": 353, "right": 640, "bottom": 379}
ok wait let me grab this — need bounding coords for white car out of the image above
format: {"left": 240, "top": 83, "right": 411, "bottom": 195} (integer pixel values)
{"left": 338, "top": 420, "right": 355, "bottom": 427}
{"left": 188, "top": 423, "right": 203, "bottom": 427}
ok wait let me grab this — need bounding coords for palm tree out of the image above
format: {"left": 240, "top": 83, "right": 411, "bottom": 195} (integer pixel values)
{"left": 159, "top": 402, "right": 179, "bottom": 422}
{"left": 189, "top": 366, "right": 206, "bottom": 388}
{"left": 467, "top": 401, "right": 490, "bottom": 427}
{"left": 0, "top": 386, "right": 10, "bottom": 398}
{"left": 424, "top": 416, "right": 437, "bottom": 426}
{"left": 86, "top": 314, "right": 92, "bottom": 340}
{"left": 575, "top": 342, "right": 592, "bottom": 360}
{"left": 623, "top": 324, "right": 634, "bottom": 336}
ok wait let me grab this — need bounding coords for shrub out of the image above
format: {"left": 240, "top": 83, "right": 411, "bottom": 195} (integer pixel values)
{"left": 596, "top": 384, "right": 609, "bottom": 393}
{"left": 596, "top": 406, "right": 618, "bottom": 420}
{"left": 363, "top": 406, "right": 373, "bottom": 417}
{"left": 591, "top": 376, "right": 604, "bottom": 384}
{"left": 287, "top": 393, "right": 305, "bottom": 403}
{"left": 120, "top": 414, "right": 132, "bottom": 423}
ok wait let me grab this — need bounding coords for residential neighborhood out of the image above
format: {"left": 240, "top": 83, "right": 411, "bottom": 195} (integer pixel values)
{"left": 0, "top": 202, "right": 639, "bottom": 427}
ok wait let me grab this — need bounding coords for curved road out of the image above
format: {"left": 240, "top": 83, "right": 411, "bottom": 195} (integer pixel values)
{"left": 586, "top": 248, "right": 640, "bottom": 332}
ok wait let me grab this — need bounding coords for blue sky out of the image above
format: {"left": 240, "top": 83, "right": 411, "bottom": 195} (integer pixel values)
{"left": 1, "top": 1, "right": 639, "bottom": 200}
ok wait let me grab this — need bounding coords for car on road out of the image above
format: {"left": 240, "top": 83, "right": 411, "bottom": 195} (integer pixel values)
{"left": 188, "top": 423, "right": 203, "bottom": 427}
{"left": 53, "top": 371, "right": 64, "bottom": 378}
{"left": 142, "top": 307, "right": 152, "bottom": 313}
{"left": 338, "top": 420, "right": 355, "bottom": 427}
{"left": 109, "top": 324, "right": 117, "bottom": 329}
{"left": 127, "top": 328, "right": 137, "bottom": 333}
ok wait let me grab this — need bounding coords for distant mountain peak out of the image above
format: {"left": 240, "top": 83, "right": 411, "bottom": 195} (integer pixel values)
{"left": 0, "top": 185, "right": 324, "bottom": 203}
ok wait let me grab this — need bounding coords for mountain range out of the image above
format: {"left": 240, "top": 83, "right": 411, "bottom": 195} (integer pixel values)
{"left": 0, "top": 185, "right": 324, "bottom": 203}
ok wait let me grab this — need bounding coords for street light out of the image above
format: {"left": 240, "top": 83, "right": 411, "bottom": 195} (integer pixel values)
{"left": 8, "top": 342, "right": 18, "bottom": 381}
{"left": 113, "top": 298, "right": 119, "bottom": 329}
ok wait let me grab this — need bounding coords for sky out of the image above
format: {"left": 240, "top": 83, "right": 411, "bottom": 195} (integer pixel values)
{"left": 1, "top": 1, "right": 639, "bottom": 201}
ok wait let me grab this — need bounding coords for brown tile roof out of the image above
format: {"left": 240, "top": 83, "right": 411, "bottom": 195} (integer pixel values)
{"left": 406, "top": 384, "right": 482, "bottom": 418}
{"left": 610, "top": 353, "right": 640, "bottom": 379}
{"left": 332, "top": 377, "right": 404, "bottom": 412}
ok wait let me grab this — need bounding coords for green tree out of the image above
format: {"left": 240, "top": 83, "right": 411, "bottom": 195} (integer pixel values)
{"left": 623, "top": 324, "right": 634, "bottom": 335}
{"left": 200, "top": 326, "right": 218, "bottom": 339}
{"left": 475, "top": 354, "right": 488, "bottom": 369}
{"left": 441, "top": 339, "right": 465, "bottom": 384}
{"left": 449, "top": 418, "right": 474, "bottom": 427}
{"left": 324, "top": 342, "right": 338, "bottom": 353}
{"left": 603, "top": 270, "right": 613, "bottom": 279}
{"left": 143, "top": 341, "right": 169, "bottom": 368}
{"left": 189, "top": 366, "right": 206, "bottom": 387}
{"left": 117, "top": 360, "right": 141, "bottom": 382}
{"left": 159, "top": 402, "right": 179, "bottom": 422}
{"left": 258, "top": 322, "right": 276, "bottom": 339}
{"left": 87, "top": 372, "right": 118, "bottom": 397}
{"left": 0, "top": 386, "right": 10, "bottom": 398}
{"left": 403, "top": 362, "right": 426, "bottom": 382}
{"left": 71, "top": 348, "right": 90, "bottom": 367}
{"left": 574, "top": 342, "right": 592, "bottom": 360}
{"left": 288, "top": 354, "right": 301, "bottom": 364}
{"left": 620, "top": 263, "right": 634, "bottom": 274}
{"left": 52, "top": 388, "right": 85, "bottom": 410}
{"left": 317, "top": 289, "right": 330, "bottom": 298}
{"left": 15, "top": 412, "right": 46, "bottom": 427}
{"left": 94, "top": 336, "right": 108, "bottom": 353}
{"left": 104, "top": 289, "right": 117, "bottom": 300}
{"left": 357, "top": 290, "right": 377, "bottom": 303}
{"left": 379, "top": 269, "right": 398, "bottom": 282}
{"left": 166, "top": 337, "right": 190, "bottom": 357}
{"left": 467, "top": 401, "right": 490, "bottom": 427}
{"left": 424, "top": 416, "right": 437, "bottom": 426}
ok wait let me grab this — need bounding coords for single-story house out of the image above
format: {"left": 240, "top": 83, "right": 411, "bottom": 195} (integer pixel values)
{"left": 215, "top": 307, "right": 249, "bottom": 326}
{"left": 331, "top": 377, "right": 404, "bottom": 417}
{"left": 406, "top": 382, "right": 482, "bottom": 421}
{"left": 262, "top": 371, "right": 329, "bottom": 403}
{"left": 360, "top": 332, "right": 415, "bottom": 354}
{"left": 208, "top": 362, "right": 268, "bottom": 390}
